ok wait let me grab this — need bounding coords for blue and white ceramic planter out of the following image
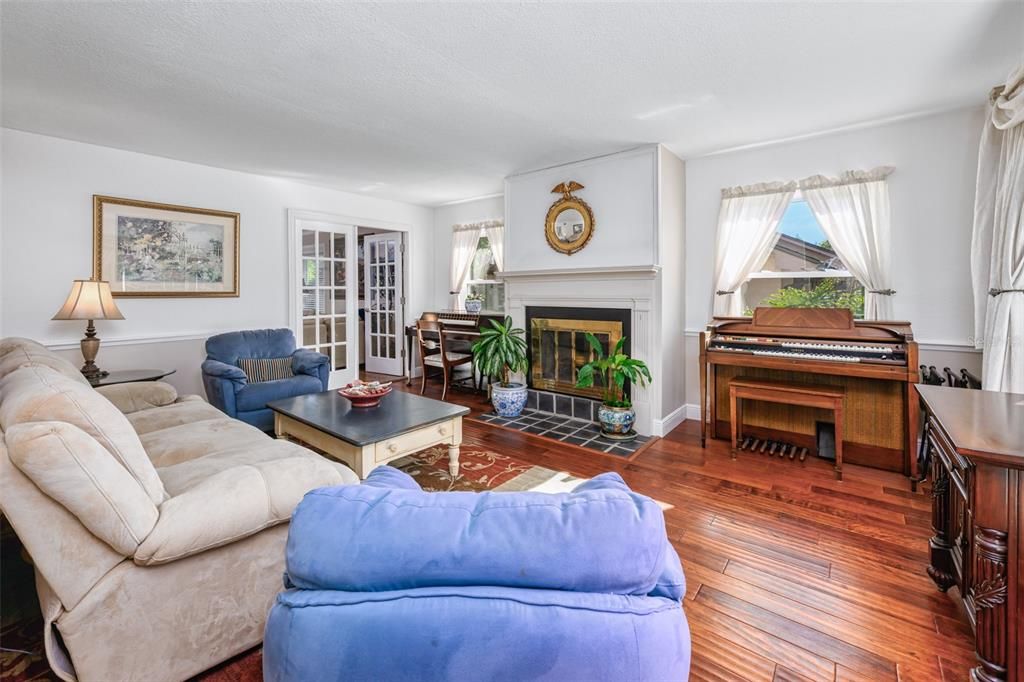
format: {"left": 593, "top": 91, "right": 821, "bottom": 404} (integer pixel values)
{"left": 464, "top": 299, "right": 483, "bottom": 314}
{"left": 597, "top": 404, "right": 636, "bottom": 436}
{"left": 491, "top": 382, "right": 528, "bottom": 417}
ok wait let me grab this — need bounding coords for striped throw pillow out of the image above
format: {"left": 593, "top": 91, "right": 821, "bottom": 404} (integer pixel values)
{"left": 237, "top": 357, "right": 294, "bottom": 383}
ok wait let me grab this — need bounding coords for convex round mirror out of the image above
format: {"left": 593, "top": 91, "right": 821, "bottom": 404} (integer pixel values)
{"left": 544, "top": 181, "right": 594, "bottom": 255}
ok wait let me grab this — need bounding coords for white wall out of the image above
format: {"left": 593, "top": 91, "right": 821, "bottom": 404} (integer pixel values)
{"left": 658, "top": 148, "right": 686, "bottom": 428}
{"left": 1, "top": 129, "right": 435, "bottom": 396}
{"left": 504, "top": 146, "right": 658, "bottom": 272}
{"left": 432, "top": 195, "right": 505, "bottom": 311}
{"left": 682, "top": 107, "right": 985, "bottom": 406}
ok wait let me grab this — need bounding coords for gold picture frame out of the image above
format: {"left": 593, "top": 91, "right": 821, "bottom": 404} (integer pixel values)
{"left": 544, "top": 181, "right": 594, "bottom": 255}
{"left": 93, "top": 195, "right": 240, "bottom": 298}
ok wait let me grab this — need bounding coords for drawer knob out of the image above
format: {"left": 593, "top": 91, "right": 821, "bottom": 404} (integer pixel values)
{"left": 438, "top": 425, "right": 448, "bottom": 436}
{"left": 387, "top": 443, "right": 399, "bottom": 453}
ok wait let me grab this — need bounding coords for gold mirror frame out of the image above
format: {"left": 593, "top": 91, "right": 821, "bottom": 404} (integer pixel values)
{"left": 544, "top": 181, "right": 594, "bottom": 255}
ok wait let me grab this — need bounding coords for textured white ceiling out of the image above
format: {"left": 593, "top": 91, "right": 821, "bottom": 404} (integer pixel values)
{"left": 3, "top": 1, "right": 1021, "bottom": 206}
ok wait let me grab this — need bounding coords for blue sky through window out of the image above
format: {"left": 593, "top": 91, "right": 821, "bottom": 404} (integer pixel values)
{"left": 778, "top": 200, "right": 827, "bottom": 246}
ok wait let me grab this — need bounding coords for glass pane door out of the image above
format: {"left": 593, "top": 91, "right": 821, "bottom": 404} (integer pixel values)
{"left": 363, "top": 232, "right": 404, "bottom": 376}
{"left": 295, "top": 220, "right": 356, "bottom": 388}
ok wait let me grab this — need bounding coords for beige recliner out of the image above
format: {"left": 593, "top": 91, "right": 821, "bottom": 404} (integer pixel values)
{"left": 0, "top": 337, "right": 359, "bottom": 681}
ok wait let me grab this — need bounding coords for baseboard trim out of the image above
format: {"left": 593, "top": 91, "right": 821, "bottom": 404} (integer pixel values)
{"left": 653, "top": 403, "right": 688, "bottom": 437}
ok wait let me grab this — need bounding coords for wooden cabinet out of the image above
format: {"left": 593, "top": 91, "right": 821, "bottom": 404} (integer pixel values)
{"left": 918, "top": 385, "right": 1024, "bottom": 682}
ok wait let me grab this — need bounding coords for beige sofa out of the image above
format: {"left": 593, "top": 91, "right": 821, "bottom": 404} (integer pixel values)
{"left": 0, "top": 337, "right": 358, "bottom": 681}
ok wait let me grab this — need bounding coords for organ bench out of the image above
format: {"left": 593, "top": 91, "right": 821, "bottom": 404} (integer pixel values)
{"left": 729, "top": 377, "right": 846, "bottom": 479}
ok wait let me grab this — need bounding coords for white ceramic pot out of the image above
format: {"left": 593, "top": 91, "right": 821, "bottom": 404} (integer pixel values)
{"left": 491, "top": 382, "right": 528, "bottom": 417}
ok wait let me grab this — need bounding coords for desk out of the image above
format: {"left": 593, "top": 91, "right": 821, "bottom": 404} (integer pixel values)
{"left": 918, "top": 385, "right": 1024, "bottom": 682}
{"left": 404, "top": 324, "right": 480, "bottom": 385}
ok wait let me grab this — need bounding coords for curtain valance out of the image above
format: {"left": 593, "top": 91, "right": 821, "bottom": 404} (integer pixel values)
{"left": 720, "top": 167, "right": 894, "bottom": 198}
{"left": 797, "top": 166, "right": 894, "bottom": 190}
{"left": 453, "top": 219, "right": 503, "bottom": 233}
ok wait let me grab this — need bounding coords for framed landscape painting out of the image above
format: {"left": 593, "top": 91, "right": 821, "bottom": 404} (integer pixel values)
{"left": 93, "top": 195, "right": 240, "bottom": 297}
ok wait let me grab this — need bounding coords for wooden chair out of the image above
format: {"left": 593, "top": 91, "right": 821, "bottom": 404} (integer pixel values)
{"left": 415, "top": 319, "right": 473, "bottom": 401}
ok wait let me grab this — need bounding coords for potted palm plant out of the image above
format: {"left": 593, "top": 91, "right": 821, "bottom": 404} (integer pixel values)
{"left": 472, "top": 316, "right": 529, "bottom": 417}
{"left": 575, "top": 333, "right": 652, "bottom": 438}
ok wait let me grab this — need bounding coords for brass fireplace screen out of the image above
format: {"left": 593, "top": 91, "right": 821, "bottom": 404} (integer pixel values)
{"left": 530, "top": 317, "right": 623, "bottom": 399}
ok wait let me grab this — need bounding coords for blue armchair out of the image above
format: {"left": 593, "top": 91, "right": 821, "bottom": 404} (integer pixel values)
{"left": 202, "top": 329, "right": 329, "bottom": 431}
{"left": 264, "top": 467, "right": 691, "bottom": 681}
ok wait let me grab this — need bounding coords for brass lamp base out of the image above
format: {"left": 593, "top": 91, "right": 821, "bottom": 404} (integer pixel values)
{"left": 80, "top": 320, "right": 109, "bottom": 382}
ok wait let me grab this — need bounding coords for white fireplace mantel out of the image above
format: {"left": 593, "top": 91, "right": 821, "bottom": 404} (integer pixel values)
{"left": 500, "top": 264, "right": 661, "bottom": 282}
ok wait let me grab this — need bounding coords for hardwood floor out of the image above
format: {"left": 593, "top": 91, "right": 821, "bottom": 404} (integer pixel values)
{"left": 393, "top": 377, "right": 976, "bottom": 682}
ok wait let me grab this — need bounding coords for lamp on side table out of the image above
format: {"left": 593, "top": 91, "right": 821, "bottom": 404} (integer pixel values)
{"left": 52, "top": 279, "right": 125, "bottom": 382}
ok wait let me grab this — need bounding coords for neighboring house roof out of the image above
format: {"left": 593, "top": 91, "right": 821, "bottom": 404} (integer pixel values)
{"left": 774, "top": 233, "right": 845, "bottom": 271}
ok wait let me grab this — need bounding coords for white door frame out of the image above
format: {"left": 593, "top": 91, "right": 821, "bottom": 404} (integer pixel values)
{"left": 287, "top": 209, "right": 412, "bottom": 383}
{"left": 362, "top": 231, "right": 406, "bottom": 375}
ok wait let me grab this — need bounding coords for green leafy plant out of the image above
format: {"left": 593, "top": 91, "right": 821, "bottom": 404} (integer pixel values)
{"left": 575, "top": 333, "right": 652, "bottom": 408}
{"left": 465, "top": 292, "right": 485, "bottom": 302}
{"left": 471, "top": 316, "right": 528, "bottom": 387}
{"left": 745, "top": 278, "right": 864, "bottom": 318}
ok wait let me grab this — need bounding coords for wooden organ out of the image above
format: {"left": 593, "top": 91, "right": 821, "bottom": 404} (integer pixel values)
{"left": 699, "top": 307, "right": 919, "bottom": 480}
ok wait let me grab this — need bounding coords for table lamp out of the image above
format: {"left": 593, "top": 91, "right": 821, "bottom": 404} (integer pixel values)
{"left": 52, "top": 279, "right": 125, "bottom": 381}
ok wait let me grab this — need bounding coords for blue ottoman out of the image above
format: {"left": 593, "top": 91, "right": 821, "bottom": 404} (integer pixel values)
{"left": 264, "top": 467, "right": 691, "bottom": 681}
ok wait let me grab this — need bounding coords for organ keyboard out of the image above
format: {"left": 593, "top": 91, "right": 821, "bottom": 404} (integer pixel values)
{"left": 700, "top": 307, "right": 919, "bottom": 481}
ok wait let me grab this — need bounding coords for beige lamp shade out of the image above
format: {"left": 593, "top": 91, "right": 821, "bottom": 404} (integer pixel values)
{"left": 52, "top": 280, "right": 125, "bottom": 321}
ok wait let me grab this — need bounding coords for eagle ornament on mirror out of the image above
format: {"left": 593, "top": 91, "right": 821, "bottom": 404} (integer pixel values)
{"left": 544, "top": 181, "right": 594, "bottom": 255}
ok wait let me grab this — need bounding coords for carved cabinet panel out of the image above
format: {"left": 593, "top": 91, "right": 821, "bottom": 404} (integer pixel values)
{"left": 919, "top": 387, "right": 1022, "bottom": 682}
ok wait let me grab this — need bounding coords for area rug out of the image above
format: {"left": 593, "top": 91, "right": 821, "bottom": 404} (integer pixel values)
{"left": 0, "top": 446, "right": 657, "bottom": 682}
{"left": 390, "top": 444, "right": 583, "bottom": 492}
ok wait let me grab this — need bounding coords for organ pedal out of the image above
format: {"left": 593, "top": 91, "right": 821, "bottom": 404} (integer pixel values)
{"left": 734, "top": 439, "right": 809, "bottom": 465}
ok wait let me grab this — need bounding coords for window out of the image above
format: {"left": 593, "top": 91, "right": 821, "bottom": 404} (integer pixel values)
{"left": 300, "top": 227, "right": 349, "bottom": 371}
{"left": 743, "top": 198, "right": 864, "bottom": 318}
{"left": 463, "top": 234, "right": 505, "bottom": 312}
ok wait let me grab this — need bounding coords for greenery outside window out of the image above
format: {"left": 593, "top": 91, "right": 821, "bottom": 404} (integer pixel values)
{"left": 463, "top": 235, "right": 505, "bottom": 313}
{"left": 744, "top": 198, "right": 864, "bottom": 318}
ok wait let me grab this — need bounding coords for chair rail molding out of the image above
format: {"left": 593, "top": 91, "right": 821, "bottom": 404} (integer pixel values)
{"left": 45, "top": 331, "right": 213, "bottom": 351}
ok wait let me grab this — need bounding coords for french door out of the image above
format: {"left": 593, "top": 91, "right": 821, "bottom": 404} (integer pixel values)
{"left": 291, "top": 215, "right": 358, "bottom": 388}
{"left": 363, "top": 232, "right": 405, "bottom": 376}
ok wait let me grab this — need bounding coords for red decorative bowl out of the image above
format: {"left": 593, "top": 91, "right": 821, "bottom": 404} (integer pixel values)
{"left": 339, "top": 382, "right": 393, "bottom": 408}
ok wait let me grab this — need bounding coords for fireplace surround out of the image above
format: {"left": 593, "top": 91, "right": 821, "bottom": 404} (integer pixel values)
{"left": 525, "top": 306, "right": 632, "bottom": 400}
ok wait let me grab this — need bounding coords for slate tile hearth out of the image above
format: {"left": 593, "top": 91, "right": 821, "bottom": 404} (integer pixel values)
{"left": 474, "top": 408, "right": 650, "bottom": 457}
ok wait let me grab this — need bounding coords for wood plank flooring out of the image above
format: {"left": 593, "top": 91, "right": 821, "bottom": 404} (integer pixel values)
{"left": 391, "top": 376, "right": 976, "bottom": 681}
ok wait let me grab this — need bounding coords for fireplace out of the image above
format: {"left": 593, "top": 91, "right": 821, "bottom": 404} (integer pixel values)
{"left": 525, "top": 306, "right": 632, "bottom": 399}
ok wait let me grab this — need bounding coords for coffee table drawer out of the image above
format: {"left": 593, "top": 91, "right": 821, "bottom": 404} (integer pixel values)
{"left": 375, "top": 420, "right": 455, "bottom": 462}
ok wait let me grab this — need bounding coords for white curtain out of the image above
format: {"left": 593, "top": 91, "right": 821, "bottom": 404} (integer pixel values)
{"left": 481, "top": 221, "right": 505, "bottom": 273}
{"left": 800, "top": 167, "right": 895, "bottom": 320}
{"left": 449, "top": 226, "right": 481, "bottom": 309}
{"left": 712, "top": 182, "right": 796, "bottom": 316}
{"left": 971, "top": 65, "right": 1024, "bottom": 393}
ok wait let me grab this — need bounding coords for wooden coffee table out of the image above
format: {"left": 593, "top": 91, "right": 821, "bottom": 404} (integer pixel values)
{"left": 267, "top": 390, "right": 470, "bottom": 479}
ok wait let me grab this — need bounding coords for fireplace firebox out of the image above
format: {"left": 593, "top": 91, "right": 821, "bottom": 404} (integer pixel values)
{"left": 525, "top": 306, "right": 631, "bottom": 400}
